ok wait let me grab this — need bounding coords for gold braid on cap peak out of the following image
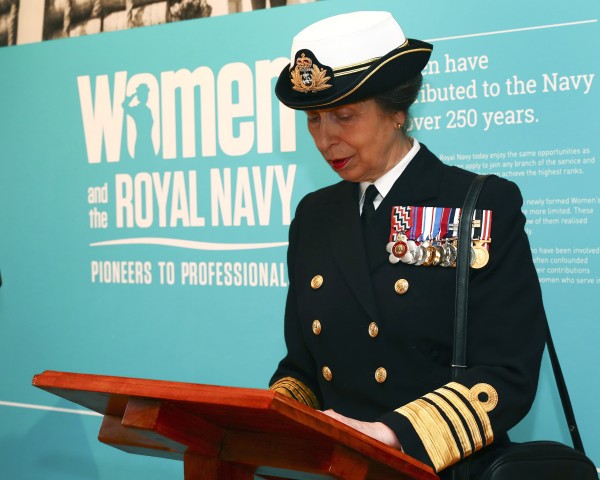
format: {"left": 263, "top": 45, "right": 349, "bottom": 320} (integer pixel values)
{"left": 396, "top": 382, "right": 498, "bottom": 472}
{"left": 270, "top": 376, "right": 320, "bottom": 409}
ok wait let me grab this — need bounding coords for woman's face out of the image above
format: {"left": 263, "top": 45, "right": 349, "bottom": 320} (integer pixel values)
{"left": 306, "top": 99, "right": 406, "bottom": 183}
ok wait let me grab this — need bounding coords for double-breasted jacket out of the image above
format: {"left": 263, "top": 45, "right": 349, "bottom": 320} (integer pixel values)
{"left": 270, "top": 144, "right": 547, "bottom": 476}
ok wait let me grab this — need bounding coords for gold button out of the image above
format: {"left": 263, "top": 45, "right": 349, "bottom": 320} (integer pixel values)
{"left": 312, "top": 320, "right": 322, "bottom": 335}
{"left": 311, "top": 275, "right": 324, "bottom": 289}
{"left": 375, "top": 367, "right": 387, "bottom": 383}
{"left": 368, "top": 322, "right": 379, "bottom": 338}
{"left": 322, "top": 366, "right": 332, "bottom": 381}
{"left": 394, "top": 278, "right": 409, "bottom": 295}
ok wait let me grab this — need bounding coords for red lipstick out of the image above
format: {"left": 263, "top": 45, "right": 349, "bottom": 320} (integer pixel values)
{"left": 330, "top": 157, "right": 351, "bottom": 171}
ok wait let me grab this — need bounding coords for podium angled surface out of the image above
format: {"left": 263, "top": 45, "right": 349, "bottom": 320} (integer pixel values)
{"left": 32, "top": 370, "right": 438, "bottom": 480}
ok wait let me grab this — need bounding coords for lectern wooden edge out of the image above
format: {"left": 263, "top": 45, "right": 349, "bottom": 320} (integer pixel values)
{"left": 32, "top": 370, "right": 438, "bottom": 480}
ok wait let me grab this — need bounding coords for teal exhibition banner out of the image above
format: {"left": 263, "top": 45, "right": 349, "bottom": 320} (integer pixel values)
{"left": 0, "top": 0, "right": 598, "bottom": 478}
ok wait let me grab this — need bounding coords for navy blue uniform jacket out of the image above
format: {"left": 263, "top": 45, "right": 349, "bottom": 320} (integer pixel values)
{"left": 270, "top": 144, "right": 546, "bottom": 476}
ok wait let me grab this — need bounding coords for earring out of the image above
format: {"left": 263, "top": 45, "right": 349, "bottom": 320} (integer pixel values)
{"left": 395, "top": 123, "right": 403, "bottom": 130}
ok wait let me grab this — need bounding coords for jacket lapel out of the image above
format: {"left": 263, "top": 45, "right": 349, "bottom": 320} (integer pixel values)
{"left": 388, "top": 144, "right": 445, "bottom": 202}
{"left": 324, "top": 182, "right": 380, "bottom": 321}
{"left": 365, "top": 144, "right": 447, "bottom": 271}
{"left": 321, "top": 145, "right": 446, "bottom": 318}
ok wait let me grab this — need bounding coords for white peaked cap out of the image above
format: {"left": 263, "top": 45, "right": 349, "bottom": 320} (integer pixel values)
{"left": 290, "top": 11, "right": 407, "bottom": 69}
{"left": 275, "top": 10, "right": 432, "bottom": 110}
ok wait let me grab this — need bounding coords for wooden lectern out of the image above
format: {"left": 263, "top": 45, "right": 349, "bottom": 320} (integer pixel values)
{"left": 32, "top": 371, "right": 438, "bottom": 480}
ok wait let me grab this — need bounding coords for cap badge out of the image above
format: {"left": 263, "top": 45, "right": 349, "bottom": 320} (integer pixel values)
{"left": 290, "top": 51, "right": 332, "bottom": 94}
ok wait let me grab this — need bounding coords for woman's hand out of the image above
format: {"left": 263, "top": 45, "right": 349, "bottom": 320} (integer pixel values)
{"left": 322, "top": 409, "right": 403, "bottom": 450}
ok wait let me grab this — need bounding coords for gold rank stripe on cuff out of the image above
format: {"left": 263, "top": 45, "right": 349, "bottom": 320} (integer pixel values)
{"left": 434, "top": 388, "right": 483, "bottom": 451}
{"left": 270, "top": 377, "right": 320, "bottom": 409}
{"left": 423, "top": 392, "right": 473, "bottom": 457}
{"left": 270, "top": 378, "right": 319, "bottom": 409}
{"left": 395, "top": 382, "right": 498, "bottom": 472}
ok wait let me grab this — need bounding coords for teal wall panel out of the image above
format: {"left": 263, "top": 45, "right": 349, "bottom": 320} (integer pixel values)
{"left": 0, "top": 0, "right": 598, "bottom": 477}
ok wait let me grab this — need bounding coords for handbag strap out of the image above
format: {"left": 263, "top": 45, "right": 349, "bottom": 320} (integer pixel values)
{"left": 452, "top": 174, "right": 587, "bottom": 456}
{"left": 545, "top": 323, "right": 586, "bottom": 453}
{"left": 452, "top": 174, "right": 488, "bottom": 379}
{"left": 452, "top": 175, "right": 488, "bottom": 480}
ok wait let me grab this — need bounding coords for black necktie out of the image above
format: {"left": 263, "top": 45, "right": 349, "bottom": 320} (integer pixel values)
{"left": 361, "top": 184, "right": 379, "bottom": 226}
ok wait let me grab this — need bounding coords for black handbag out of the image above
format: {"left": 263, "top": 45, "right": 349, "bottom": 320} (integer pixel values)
{"left": 452, "top": 175, "right": 598, "bottom": 480}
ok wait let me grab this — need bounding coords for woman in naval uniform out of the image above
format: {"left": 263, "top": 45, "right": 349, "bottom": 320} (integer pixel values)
{"left": 269, "top": 11, "right": 547, "bottom": 479}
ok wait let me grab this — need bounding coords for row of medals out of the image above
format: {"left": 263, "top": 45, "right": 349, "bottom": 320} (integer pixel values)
{"left": 385, "top": 234, "right": 490, "bottom": 269}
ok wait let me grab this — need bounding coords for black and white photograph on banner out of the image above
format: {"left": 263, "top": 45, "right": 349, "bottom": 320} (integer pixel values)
{"left": 0, "top": 0, "right": 317, "bottom": 46}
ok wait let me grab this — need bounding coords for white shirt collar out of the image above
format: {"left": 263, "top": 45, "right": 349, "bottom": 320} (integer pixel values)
{"left": 359, "top": 138, "right": 421, "bottom": 210}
